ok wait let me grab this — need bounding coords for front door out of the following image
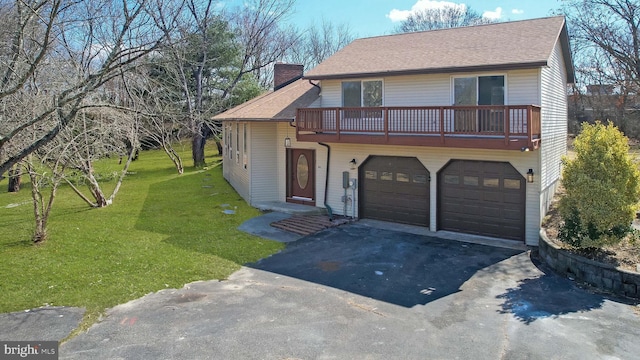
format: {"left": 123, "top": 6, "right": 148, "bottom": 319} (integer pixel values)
{"left": 287, "top": 149, "right": 315, "bottom": 205}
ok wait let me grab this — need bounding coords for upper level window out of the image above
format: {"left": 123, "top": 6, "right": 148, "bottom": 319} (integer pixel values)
{"left": 453, "top": 75, "right": 506, "bottom": 132}
{"left": 342, "top": 80, "right": 383, "bottom": 107}
{"left": 453, "top": 75, "right": 504, "bottom": 106}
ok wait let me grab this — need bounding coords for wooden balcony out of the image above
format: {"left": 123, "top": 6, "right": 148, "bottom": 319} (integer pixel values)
{"left": 295, "top": 105, "right": 541, "bottom": 151}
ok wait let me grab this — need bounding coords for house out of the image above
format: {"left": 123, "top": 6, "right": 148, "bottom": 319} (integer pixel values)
{"left": 214, "top": 16, "right": 575, "bottom": 246}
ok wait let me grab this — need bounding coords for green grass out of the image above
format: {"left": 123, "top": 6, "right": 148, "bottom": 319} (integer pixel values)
{"left": 0, "top": 145, "right": 284, "bottom": 333}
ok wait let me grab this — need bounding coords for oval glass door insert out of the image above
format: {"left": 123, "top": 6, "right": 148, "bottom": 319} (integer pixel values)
{"left": 297, "top": 154, "right": 309, "bottom": 189}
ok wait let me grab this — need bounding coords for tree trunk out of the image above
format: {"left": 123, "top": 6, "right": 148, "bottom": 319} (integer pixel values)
{"left": 215, "top": 139, "right": 223, "bottom": 156}
{"left": 192, "top": 123, "right": 211, "bottom": 168}
{"left": 28, "top": 169, "right": 46, "bottom": 243}
{"left": 7, "top": 165, "right": 21, "bottom": 192}
{"left": 33, "top": 218, "right": 47, "bottom": 244}
{"left": 87, "top": 173, "right": 109, "bottom": 207}
{"left": 192, "top": 133, "right": 206, "bottom": 167}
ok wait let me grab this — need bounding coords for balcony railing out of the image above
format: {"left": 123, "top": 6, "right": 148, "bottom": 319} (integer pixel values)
{"left": 295, "top": 105, "right": 541, "bottom": 150}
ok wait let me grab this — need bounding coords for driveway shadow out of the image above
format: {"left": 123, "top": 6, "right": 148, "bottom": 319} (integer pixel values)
{"left": 249, "top": 224, "right": 523, "bottom": 308}
{"left": 495, "top": 258, "right": 636, "bottom": 324}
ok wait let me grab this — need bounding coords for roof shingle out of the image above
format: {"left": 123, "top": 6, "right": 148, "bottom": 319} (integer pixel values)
{"left": 213, "top": 79, "right": 319, "bottom": 121}
{"left": 304, "top": 16, "right": 574, "bottom": 82}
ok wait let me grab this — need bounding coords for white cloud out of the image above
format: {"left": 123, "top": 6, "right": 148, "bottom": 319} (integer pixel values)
{"left": 482, "top": 7, "right": 503, "bottom": 20}
{"left": 386, "top": 0, "right": 467, "bottom": 22}
{"left": 512, "top": 8, "right": 524, "bottom": 15}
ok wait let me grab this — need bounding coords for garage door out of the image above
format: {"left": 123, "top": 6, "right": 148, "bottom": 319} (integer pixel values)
{"left": 359, "top": 156, "right": 429, "bottom": 226}
{"left": 438, "top": 160, "right": 525, "bottom": 241}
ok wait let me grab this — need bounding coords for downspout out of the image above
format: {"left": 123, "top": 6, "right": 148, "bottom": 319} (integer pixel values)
{"left": 308, "top": 79, "right": 321, "bottom": 91}
{"left": 317, "top": 142, "right": 333, "bottom": 220}
{"left": 305, "top": 80, "right": 331, "bottom": 219}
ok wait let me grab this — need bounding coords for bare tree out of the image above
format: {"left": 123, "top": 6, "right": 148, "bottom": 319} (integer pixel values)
{"left": 563, "top": 0, "right": 640, "bottom": 136}
{"left": 151, "top": 0, "right": 238, "bottom": 168}
{"left": 23, "top": 154, "right": 65, "bottom": 243}
{"left": 0, "top": 0, "right": 172, "bottom": 176}
{"left": 395, "top": 5, "right": 494, "bottom": 33}
{"left": 286, "top": 19, "right": 355, "bottom": 71}
{"left": 124, "top": 67, "right": 186, "bottom": 174}
{"left": 151, "top": 0, "right": 297, "bottom": 168}
{"left": 228, "top": 0, "right": 299, "bottom": 90}
{"left": 57, "top": 109, "right": 139, "bottom": 208}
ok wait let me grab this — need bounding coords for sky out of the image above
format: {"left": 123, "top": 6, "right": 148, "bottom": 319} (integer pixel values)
{"left": 286, "top": 0, "right": 564, "bottom": 37}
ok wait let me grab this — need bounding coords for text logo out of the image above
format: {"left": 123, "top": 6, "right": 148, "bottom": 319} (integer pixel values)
{"left": 0, "top": 342, "right": 58, "bottom": 360}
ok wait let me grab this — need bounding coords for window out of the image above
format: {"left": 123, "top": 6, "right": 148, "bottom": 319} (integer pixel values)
{"left": 483, "top": 178, "right": 500, "bottom": 188}
{"left": 504, "top": 179, "right": 521, "bottom": 190}
{"left": 453, "top": 75, "right": 504, "bottom": 106}
{"left": 243, "top": 124, "right": 247, "bottom": 169}
{"left": 236, "top": 123, "right": 240, "bottom": 164}
{"left": 463, "top": 176, "right": 479, "bottom": 186}
{"left": 454, "top": 77, "right": 477, "bottom": 106}
{"left": 365, "top": 170, "right": 377, "bottom": 180}
{"left": 342, "top": 80, "right": 383, "bottom": 107}
{"left": 444, "top": 175, "right": 459, "bottom": 185}
{"left": 342, "top": 81, "right": 361, "bottom": 107}
{"left": 478, "top": 76, "right": 504, "bottom": 106}
{"left": 396, "top": 172, "right": 410, "bottom": 182}
{"left": 453, "top": 75, "right": 505, "bottom": 132}
{"left": 227, "top": 124, "right": 232, "bottom": 160}
{"left": 413, "top": 174, "right": 428, "bottom": 184}
{"left": 363, "top": 81, "right": 383, "bottom": 107}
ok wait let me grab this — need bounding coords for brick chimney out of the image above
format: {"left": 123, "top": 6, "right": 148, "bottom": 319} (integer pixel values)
{"left": 274, "top": 63, "right": 304, "bottom": 90}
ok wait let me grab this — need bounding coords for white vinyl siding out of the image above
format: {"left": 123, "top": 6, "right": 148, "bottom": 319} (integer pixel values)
{"left": 540, "top": 41, "right": 569, "bottom": 219}
{"left": 248, "top": 122, "right": 279, "bottom": 204}
{"left": 320, "top": 71, "right": 538, "bottom": 108}
{"left": 223, "top": 121, "right": 250, "bottom": 201}
{"left": 319, "top": 80, "right": 342, "bottom": 107}
{"left": 384, "top": 74, "right": 449, "bottom": 106}
{"left": 508, "top": 69, "right": 540, "bottom": 105}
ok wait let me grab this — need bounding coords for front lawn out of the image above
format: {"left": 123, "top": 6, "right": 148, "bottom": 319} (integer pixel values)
{"left": 0, "top": 146, "right": 283, "bottom": 333}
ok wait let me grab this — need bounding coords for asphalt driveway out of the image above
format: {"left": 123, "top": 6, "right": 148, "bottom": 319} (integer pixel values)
{"left": 53, "top": 222, "right": 640, "bottom": 359}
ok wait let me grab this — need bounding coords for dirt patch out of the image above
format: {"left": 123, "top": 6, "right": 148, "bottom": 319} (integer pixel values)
{"left": 542, "top": 187, "right": 640, "bottom": 272}
{"left": 317, "top": 261, "right": 341, "bottom": 272}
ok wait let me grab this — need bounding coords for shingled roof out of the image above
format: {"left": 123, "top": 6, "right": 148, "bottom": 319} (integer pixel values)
{"left": 304, "top": 16, "right": 574, "bottom": 83}
{"left": 213, "top": 79, "right": 319, "bottom": 121}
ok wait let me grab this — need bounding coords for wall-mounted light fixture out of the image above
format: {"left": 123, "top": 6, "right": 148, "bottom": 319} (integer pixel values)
{"left": 521, "top": 146, "right": 530, "bottom": 152}
{"left": 284, "top": 136, "right": 291, "bottom": 148}
{"left": 526, "top": 168, "right": 534, "bottom": 183}
{"left": 349, "top": 158, "right": 357, "bottom": 170}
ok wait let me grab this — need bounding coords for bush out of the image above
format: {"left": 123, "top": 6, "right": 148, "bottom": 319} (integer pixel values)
{"left": 559, "top": 121, "right": 640, "bottom": 248}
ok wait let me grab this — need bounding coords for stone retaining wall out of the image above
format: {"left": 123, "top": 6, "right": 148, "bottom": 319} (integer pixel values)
{"left": 538, "top": 230, "right": 640, "bottom": 299}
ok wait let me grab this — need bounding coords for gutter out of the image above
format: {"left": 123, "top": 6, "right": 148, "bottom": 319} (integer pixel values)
{"left": 303, "top": 62, "right": 549, "bottom": 81}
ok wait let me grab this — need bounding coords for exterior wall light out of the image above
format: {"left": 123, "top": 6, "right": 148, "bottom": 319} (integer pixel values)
{"left": 521, "top": 146, "right": 530, "bottom": 152}
{"left": 527, "top": 168, "right": 534, "bottom": 183}
{"left": 349, "top": 158, "right": 357, "bottom": 170}
{"left": 284, "top": 136, "right": 291, "bottom": 148}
